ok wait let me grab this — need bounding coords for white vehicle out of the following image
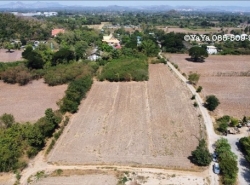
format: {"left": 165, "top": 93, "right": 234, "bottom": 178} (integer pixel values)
{"left": 213, "top": 163, "right": 220, "bottom": 174}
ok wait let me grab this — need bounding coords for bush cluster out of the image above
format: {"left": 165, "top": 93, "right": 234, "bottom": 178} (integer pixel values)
{"left": 60, "top": 76, "right": 93, "bottom": 113}
{"left": 216, "top": 115, "right": 240, "bottom": 133}
{"left": 151, "top": 58, "right": 166, "bottom": 64}
{"left": 0, "top": 65, "right": 32, "bottom": 85}
{"left": 239, "top": 137, "right": 250, "bottom": 163}
{"left": 215, "top": 138, "right": 238, "bottom": 185}
{"left": 0, "top": 109, "right": 62, "bottom": 172}
{"left": 98, "top": 57, "right": 148, "bottom": 82}
{"left": 44, "top": 62, "right": 93, "bottom": 86}
{"left": 191, "top": 139, "right": 212, "bottom": 166}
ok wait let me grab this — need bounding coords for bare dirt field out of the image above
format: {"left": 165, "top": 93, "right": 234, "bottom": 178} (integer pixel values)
{"left": 31, "top": 174, "right": 117, "bottom": 185}
{"left": 48, "top": 64, "right": 201, "bottom": 169}
{"left": 0, "top": 49, "right": 23, "bottom": 62}
{"left": 156, "top": 26, "right": 241, "bottom": 35}
{"left": 168, "top": 54, "right": 250, "bottom": 118}
{"left": 85, "top": 22, "right": 110, "bottom": 30}
{"left": 0, "top": 79, "right": 67, "bottom": 122}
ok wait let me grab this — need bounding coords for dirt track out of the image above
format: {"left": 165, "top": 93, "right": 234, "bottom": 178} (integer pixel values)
{"left": 0, "top": 79, "right": 67, "bottom": 122}
{"left": 169, "top": 54, "right": 250, "bottom": 118}
{"left": 48, "top": 64, "right": 201, "bottom": 169}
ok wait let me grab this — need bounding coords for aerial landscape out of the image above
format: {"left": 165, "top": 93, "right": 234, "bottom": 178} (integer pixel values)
{"left": 0, "top": 1, "right": 250, "bottom": 185}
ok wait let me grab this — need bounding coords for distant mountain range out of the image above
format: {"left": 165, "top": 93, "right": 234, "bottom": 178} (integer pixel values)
{"left": 0, "top": 1, "right": 250, "bottom": 12}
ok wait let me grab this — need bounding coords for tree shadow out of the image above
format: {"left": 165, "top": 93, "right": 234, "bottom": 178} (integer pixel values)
{"left": 188, "top": 155, "right": 194, "bottom": 163}
{"left": 185, "top": 58, "right": 205, "bottom": 63}
{"left": 5, "top": 50, "right": 14, "bottom": 53}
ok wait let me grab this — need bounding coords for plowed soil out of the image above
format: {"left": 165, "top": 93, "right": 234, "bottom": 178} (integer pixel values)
{"left": 48, "top": 64, "right": 201, "bottom": 169}
{"left": 168, "top": 54, "right": 250, "bottom": 118}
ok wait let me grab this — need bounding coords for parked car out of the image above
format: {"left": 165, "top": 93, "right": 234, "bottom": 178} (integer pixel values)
{"left": 237, "top": 123, "right": 242, "bottom": 128}
{"left": 212, "top": 153, "right": 218, "bottom": 162}
{"left": 213, "top": 163, "right": 220, "bottom": 174}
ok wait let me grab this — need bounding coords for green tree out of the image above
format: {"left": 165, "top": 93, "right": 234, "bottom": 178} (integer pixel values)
{"left": 215, "top": 138, "right": 238, "bottom": 185}
{"left": 205, "top": 95, "right": 220, "bottom": 111}
{"left": 189, "top": 46, "right": 208, "bottom": 62}
{"left": 191, "top": 139, "right": 212, "bottom": 166}
{"left": 230, "top": 118, "right": 238, "bottom": 127}
{"left": 52, "top": 48, "right": 75, "bottom": 66}
{"left": 218, "top": 122, "right": 228, "bottom": 133}
{"left": 196, "top": 86, "right": 203, "bottom": 92}
{"left": 188, "top": 72, "right": 200, "bottom": 85}
{"left": 239, "top": 137, "right": 250, "bottom": 162}
{"left": 0, "top": 113, "right": 15, "bottom": 128}
{"left": 4, "top": 42, "right": 14, "bottom": 52}
{"left": 220, "top": 155, "right": 238, "bottom": 185}
{"left": 26, "top": 51, "right": 44, "bottom": 69}
{"left": 141, "top": 39, "right": 159, "bottom": 57}
{"left": 22, "top": 45, "right": 33, "bottom": 59}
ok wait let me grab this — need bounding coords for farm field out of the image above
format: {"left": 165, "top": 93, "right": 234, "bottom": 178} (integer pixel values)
{"left": 48, "top": 64, "right": 201, "bottom": 169}
{"left": 0, "top": 49, "right": 23, "bottom": 62}
{"left": 0, "top": 79, "right": 67, "bottom": 122}
{"left": 31, "top": 174, "right": 117, "bottom": 185}
{"left": 156, "top": 26, "right": 241, "bottom": 35}
{"left": 168, "top": 54, "right": 250, "bottom": 118}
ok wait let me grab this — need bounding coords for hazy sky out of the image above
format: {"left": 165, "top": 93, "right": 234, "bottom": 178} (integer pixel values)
{"left": 0, "top": 1, "right": 250, "bottom": 7}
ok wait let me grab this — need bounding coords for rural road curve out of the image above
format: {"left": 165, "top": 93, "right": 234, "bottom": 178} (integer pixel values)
{"left": 163, "top": 52, "right": 250, "bottom": 185}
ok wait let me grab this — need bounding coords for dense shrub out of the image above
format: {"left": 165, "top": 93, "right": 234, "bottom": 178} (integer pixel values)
{"left": 51, "top": 48, "right": 75, "bottom": 66}
{"left": 44, "top": 62, "right": 93, "bottom": 86}
{"left": 191, "top": 139, "right": 212, "bottom": 166}
{"left": 151, "top": 58, "right": 166, "bottom": 64}
{"left": 239, "top": 136, "right": 250, "bottom": 163}
{"left": 188, "top": 72, "right": 200, "bottom": 85}
{"left": 60, "top": 76, "right": 93, "bottom": 113}
{"left": 196, "top": 86, "right": 203, "bottom": 92}
{"left": 215, "top": 138, "right": 238, "bottom": 185}
{"left": 205, "top": 95, "right": 220, "bottom": 111}
{"left": 98, "top": 57, "right": 148, "bottom": 82}
{"left": 0, "top": 65, "right": 32, "bottom": 85}
{"left": 216, "top": 115, "right": 230, "bottom": 133}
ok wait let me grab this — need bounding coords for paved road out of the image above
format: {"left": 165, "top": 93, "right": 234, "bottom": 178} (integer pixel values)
{"left": 163, "top": 54, "right": 250, "bottom": 185}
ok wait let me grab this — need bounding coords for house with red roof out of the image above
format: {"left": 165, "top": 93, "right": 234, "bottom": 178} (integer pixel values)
{"left": 51, "top": 29, "right": 65, "bottom": 37}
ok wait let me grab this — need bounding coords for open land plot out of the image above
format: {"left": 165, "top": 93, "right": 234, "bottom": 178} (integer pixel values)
{"left": 156, "top": 26, "right": 241, "bottom": 35}
{"left": 31, "top": 175, "right": 117, "bottom": 185}
{"left": 48, "top": 64, "right": 201, "bottom": 169}
{"left": 168, "top": 54, "right": 250, "bottom": 118}
{"left": 30, "top": 169, "right": 209, "bottom": 185}
{"left": 156, "top": 26, "right": 221, "bottom": 34}
{"left": 85, "top": 22, "right": 111, "bottom": 30}
{"left": 0, "top": 49, "right": 23, "bottom": 62}
{"left": 0, "top": 79, "right": 67, "bottom": 122}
